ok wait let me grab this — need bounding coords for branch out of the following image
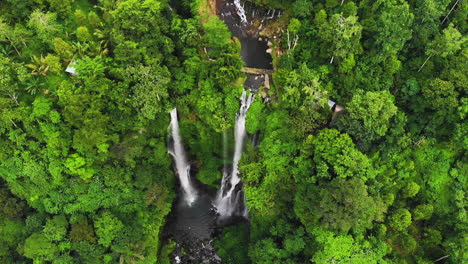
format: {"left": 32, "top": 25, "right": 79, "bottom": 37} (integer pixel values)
{"left": 418, "top": 54, "right": 434, "bottom": 72}
{"left": 433, "top": 255, "right": 450, "bottom": 263}
{"left": 442, "top": 0, "right": 461, "bottom": 24}
{"left": 7, "top": 93, "right": 19, "bottom": 105}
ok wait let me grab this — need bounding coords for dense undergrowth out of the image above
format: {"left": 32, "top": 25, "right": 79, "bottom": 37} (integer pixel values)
{"left": 0, "top": 0, "right": 466, "bottom": 263}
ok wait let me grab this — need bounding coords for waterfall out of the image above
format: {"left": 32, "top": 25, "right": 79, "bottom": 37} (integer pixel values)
{"left": 234, "top": 0, "right": 248, "bottom": 24}
{"left": 215, "top": 91, "right": 255, "bottom": 218}
{"left": 168, "top": 108, "right": 197, "bottom": 205}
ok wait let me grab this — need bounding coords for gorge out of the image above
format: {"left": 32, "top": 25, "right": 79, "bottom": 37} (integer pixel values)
{"left": 165, "top": 0, "right": 276, "bottom": 262}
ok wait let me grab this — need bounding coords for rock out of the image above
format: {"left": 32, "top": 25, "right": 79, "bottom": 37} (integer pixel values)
{"left": 258, "top": 37, "right": 262, "bottom": 41}
{"left": 266, "top": 48, "right": 273, "bottom": 53}
{"left": 267, "top": 41, "right": 273, "bottom": 47}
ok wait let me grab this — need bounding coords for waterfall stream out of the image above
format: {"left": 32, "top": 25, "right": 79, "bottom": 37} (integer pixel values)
{"left": 164, "top": 0, "right": 279, "bottom": 262}
{"left": 168, "top": 108, "right": 197, "bottom": 206}
{"left": 234, "top": 0, "right": 248, "bottom": 24}
{"left": 215, "top": 90, "right": 255, "bottom": 218}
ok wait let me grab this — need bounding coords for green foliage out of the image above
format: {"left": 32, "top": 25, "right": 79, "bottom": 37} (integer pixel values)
{"left": 362, "top": 0, "right": 414, "bottom": 56}
{"left": 76, "top": 26, "right": 93, "bottom": 42}
{"left": 94, "top": 211, "right": 124, "bottom": 247}
{"left": 426, "top": 24, "right": 466, "bottom": 58}
{"left": 23, "top": 233, "right": 59, "bottom": 262}
{"left": 310, "top": 129, "right": 374, "bottom": 180}
{"left": 311, "top": 228, "right": 387, "bottom": 263}
{"left": 70, "top": 218, "right": 97, "bottom": 243}
{"left": 413, "top": 204, "right": 434, "bottom": 221}
{"left": 389, "top": 208, "right": 412, "bottom": 231}
{"left": 317, "top": 13, "right": 362, "bottom": 64}
{"left": 27, "top": 10, "right": 62, "bottom": 46}
{"left": 43, "top": 215, "right": 68, "bottom": 242}
{"left": 402, "top": 182, "right": 420, "bottom": 198}
{"left": 203, "top": 16, "right": 231, "bottom": 50}
{"left": 124, "top": 64, "right": 171, "bottom": 119}
{"left": 296, "top": 177, "right": 386, "bottom": 233}
{"left": 246, "top": 100, "right": 265, "bottom": 134}
{"left": 216, "top": 224, "right": 250, "bottom": 264}
{"left": 0, "top": 0, "right": 465, "bottom": 263}
{"left": 334, "top": 90, "right": 398, "bottom": 149}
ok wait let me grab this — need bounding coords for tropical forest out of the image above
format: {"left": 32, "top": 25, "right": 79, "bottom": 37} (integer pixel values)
{"left": 0, "top": 0, "right": 466, "bottom": 263}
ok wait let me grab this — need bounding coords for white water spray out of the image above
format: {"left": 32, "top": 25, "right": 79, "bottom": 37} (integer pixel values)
{"left": 234, "top": 0, "right": 248, "bottom": 24}
{"left": 216, "top": 91, "right": 255, "bottom": 217}
{"left": 169, "top": 108, "right": 197, "bottom": 205}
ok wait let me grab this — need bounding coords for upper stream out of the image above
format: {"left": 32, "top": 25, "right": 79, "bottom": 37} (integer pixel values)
{"left": 218, "top": 0, "right": 280, "bottom": 69}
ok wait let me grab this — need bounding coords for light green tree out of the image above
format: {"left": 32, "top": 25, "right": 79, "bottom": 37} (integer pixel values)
{"left": 334, "top": 90, "right": 398, "bottom": 149}
{"left": 28, "top": 10, "right": 61, "bottom": 45}
{"left": 23, "top": 233, "right": 59, "bottom": 262}
{"left": 94, "top": 211, "right": 124, "bottom": 247}
{"left": 389, "top": 208, "right": 412, "bottom": 231}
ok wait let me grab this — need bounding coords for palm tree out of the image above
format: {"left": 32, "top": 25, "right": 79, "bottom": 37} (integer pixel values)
{"left": 25, "top": 77, "right": 45, "bottom": 95}
{"left": 26, "top": 55, "right": 50, "bottom": 76}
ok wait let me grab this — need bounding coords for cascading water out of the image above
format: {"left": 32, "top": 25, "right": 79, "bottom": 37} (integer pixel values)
{"left": 215, "top": 90, "right": 255, "bottom": 218}
{"left": 163, "top": 1, "right": 281, "bottom": 261}
{"left": 234, "top": 0, "right": 248, "bottom": 24}
{"left": 168, "top": 108, "right": 197, "bottom": 206}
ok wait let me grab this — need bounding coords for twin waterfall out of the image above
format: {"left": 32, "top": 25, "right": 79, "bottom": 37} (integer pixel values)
{"left": 168, "top": 91, "right": 254, "bottom": 219}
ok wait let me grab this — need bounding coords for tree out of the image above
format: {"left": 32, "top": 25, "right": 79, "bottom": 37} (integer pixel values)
{"left": 43, "top": 215, "right": 68, "bottom": 242}
{"left": 411, "top": 0, "right": 451, "bottom": 46}
{"left": 296, "top": 177, "right": 386, "bottom": 233}
{"left": 0, "top": 54, "right": 18, "bottom": 99}
{"left": 53, "top": 38, "right": 75, "bottom": 60}
{"left": 388, "top": 208, "right": 412, "bottom": 231}
{"left": 246, "top": 100, "right": 265, "bottom": 134}
{"left": 311, "top": 228, "right": 387, "bottom": 263}
{"left": 363, "top": 0, "right": 414, "bottom": 56}
{"left": 27, "top": 10, "right": 61, "bottom": 45}
{"left": 0, "top": 185, "right": 26, "bottom": 219}
{"left": 23, "top": 233, "right": 59, "bottom": 262}
{"left": 309, "top": 129, "right": 374, "bottom": 180}
{"left": 76, "top": 26, "right": 93, "bottom": 42}
{"left": 317, "top": 13, "right": 362, "bottom": 65}
{"left": 334, "top": 90, "right": 398, "bottom": 149}
{"left": 413, "top": 204, "right": 434, "bottom": 220}
{"left": 292, "top": 0, "right": 313, "bottom": 18}
{"left": 419, "top": 24, "right": 466, "bottom": 72}
{"left": 75, "top": 56, "right": 106, "bottom": 80}
{"left": 70, "top": 218, "right": 97, "bottom": 243}
{"left": 401, "top": 182, "right": 420, "bottom": 198}
{"left": 46, "top": 0, "right": 73, "bottom": 18}
{"left": 94, "top": 211, "right": 124, "bottom": 247}
{"left": 0, "top": 19, "right": 32, "bottom": 56}
{"left": 215, "top": 225, "right": 250, "bottom": 264}
{"left": 412, "top": 76, "right": 461, "bottom": 134}
{"left": 124, "top": 64, "right": 170, "bottom": 119}
{"left": 202, "top": 16, "right": 231, "bottom": 52}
